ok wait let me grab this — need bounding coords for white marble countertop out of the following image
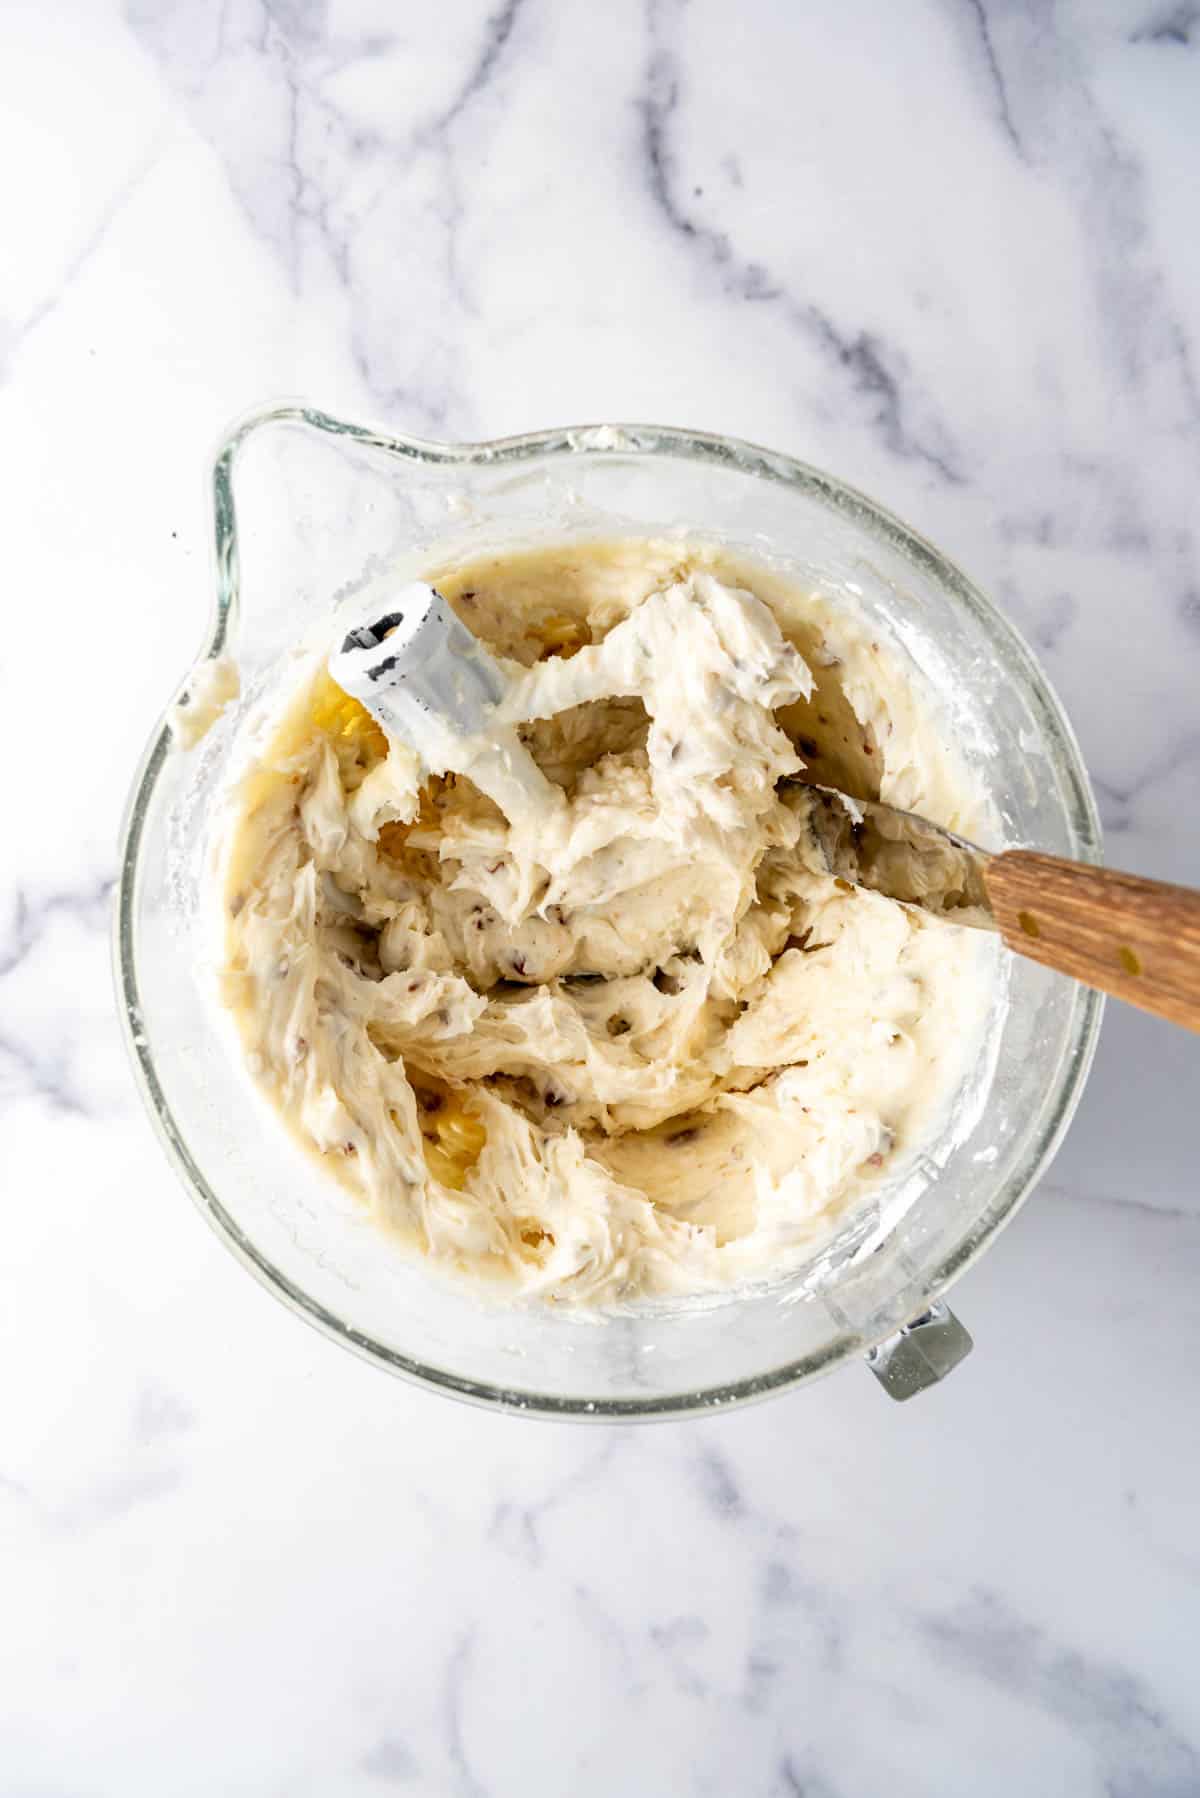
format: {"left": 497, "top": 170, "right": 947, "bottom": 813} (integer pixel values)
{"left": 4, "top": 2, "right": 1199, "bottom": 1792}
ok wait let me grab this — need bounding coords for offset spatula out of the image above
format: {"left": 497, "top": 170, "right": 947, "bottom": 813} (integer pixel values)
{"left": 796, "top": 786, "right": 1200, "bottom": 1033}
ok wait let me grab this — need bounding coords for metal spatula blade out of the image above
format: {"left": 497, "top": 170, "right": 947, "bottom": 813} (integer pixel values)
{"left": 784, "top": 782, "right": 994, "bottom": 922}
{"left": 783, "top": 781, "right": 1200, "bottom": 1031}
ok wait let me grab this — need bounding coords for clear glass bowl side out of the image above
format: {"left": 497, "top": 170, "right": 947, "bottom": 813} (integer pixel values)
{"left": 116, "top": 411, "right": 1102, "bottom": 1416}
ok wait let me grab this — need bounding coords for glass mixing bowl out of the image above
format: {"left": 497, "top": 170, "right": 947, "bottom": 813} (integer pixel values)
{"left": 115, "top": 407, "right": 1102, "bottom": 1417}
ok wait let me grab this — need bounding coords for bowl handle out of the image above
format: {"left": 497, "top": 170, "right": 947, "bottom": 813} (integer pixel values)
{"left": 865, "top": 1302, "right": 973, "bottom": 1401}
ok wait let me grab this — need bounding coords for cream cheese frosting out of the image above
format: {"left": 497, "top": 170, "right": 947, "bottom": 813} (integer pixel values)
{"left": 218, "top": 538, "right": 997, "bottom": 1304}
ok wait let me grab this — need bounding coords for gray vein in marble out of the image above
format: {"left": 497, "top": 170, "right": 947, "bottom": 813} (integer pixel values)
{"left": 1088, "top": 727, "right": 1200, "bottom": 833}
{"left": 343, "top": 1, "right": 530, "bottom": 420}
{"left": 0, "top": 1029, "right": 90, "bottom": 1117}
{"left": 0, "top": 879, "right": 117, "bottom": 1116}
{"left": 132, "top": 1381, "right": 197, "bottom": 1446}
{"left": 359, "top": 1735, "right": 420, "bottom": 1784}
{"left": 994, "top": 13, "right": 1200, "bottom": 435}
{"left": 1130, "top": 3, "right": 1200, "bottom": 45}
{"left": 444, "top": 1631, "right": 490, "bottom": 1798}
{"left": 1123, "top": 1486, "right": 1200, "bottom": 1581}
{"left": 920, "top": 1587, "right": 1199, "bottom": 1795}
{"left": 488, "top": 1431, "right": 626, "bottom": 1572}
{"left": 1092, "top": 132, "right": 1199, "bottom": 418}
{"left": 959, "top": 0, "right": 1025, "bottom": 159}
{"left": 424, "top": 0, "right": 527, "bottom": 143}
{"left": 275, "top": 24, "right": 306, "bottom": 286}
{"left": 776, "top": 1762, "right": 840, "bottom": 1798}
{"left": 0, "top": 135, "right": 165, "bottom": 379}
{"left": 68, "top": 1467, "right": 186, "bottom": 1531}
{"left": 994, "top": 508, "right": 1062, "bottom": 550}
{"left": 0, "top": 1470, "right": 35, "bottom": 1507}
{"left": 1051, "top": 1182, "right": 1199, "bottom": 1226}
{"left": 487, "top": 1498, "right": 541, "bottom": 1567}
{"left": 127, "top": 0, "right": 531, "bottom": 435}
{"left": 638, "top": 0, "right": 965, "bottom": 485}
{"left": 573, "top": 1583, "right": 646, "bottom": 1700}
{"left": 4, "top": 1465, "right": 186, "bottom": 1537}
{"left": 741, "top": 1646, "right": 780, "bottom": 1717}
{"left": 649, "top": 1614, "right": 709, "bottom": 1696}
{"left": 994, "top": 471, "right": 1159, "bottom": 559}
{"left": 1026, "top": 589, "right": 1078, "bottom": 656}
{"left": 1, "top": 1378, "right": 197, "bottom": 1537}
{"left": 759, "top": 1559, "right": 842, "bottom": 1677}
{"left": 692, "top": 1441, "right": 746, "bottom": 1520}
{"left": 0, "top": 879, "right": 115, "bottom": 980}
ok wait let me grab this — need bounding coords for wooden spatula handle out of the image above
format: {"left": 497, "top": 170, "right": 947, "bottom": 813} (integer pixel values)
{"left": 983, "top": 851, "right": 1200, "bottom": 1031}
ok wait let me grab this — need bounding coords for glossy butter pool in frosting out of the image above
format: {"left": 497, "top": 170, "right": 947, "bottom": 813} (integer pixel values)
{"left": 218, "top": 538, "right": 999, "bottom": 1304}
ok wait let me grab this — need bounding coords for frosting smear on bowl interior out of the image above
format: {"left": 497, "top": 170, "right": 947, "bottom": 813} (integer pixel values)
{"left": 219, "top": 538, "right": 997, "bottom": 1304}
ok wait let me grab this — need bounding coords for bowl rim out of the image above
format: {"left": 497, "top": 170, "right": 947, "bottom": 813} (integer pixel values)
{"left": 114, "top": 404, "right": 1104, "bottom": 1420}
